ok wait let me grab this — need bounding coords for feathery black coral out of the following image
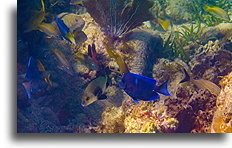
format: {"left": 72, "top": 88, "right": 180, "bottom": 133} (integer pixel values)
{"left": 83, "top": 0, "right": 154, "bottom": 38}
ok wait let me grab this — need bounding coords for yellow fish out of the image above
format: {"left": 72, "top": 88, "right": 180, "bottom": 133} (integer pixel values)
{"left": 180, "top": 69, "right": 221, "bottom": 96}
{"left": 205, "top": 5, "right": 230, "bottom": 20}
{"left": 24, "top": 0, "right": 47, "bottom": 32}
{"left": 81, "top": 75, "right": 108, "bottom": 106}
{"left": 105, "top": 47, "right": 130, "bottom": 74}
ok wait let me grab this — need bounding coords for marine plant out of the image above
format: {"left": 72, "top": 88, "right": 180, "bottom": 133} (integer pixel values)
{"left": 83, "top": 0, "right": 154, "bottom": 41}
{"left": 162, "top": 23, "right": 205, "bottom": 62}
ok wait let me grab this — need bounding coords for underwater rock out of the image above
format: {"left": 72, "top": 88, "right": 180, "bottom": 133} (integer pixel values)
{"left": 211, "top": 73, "right": 232, "bottom": 133}
{"left": 200, "top": 23, "right": 232, "bottom": 50}
{"left": 124, "top": 31, "right": 163, "bottom": 77}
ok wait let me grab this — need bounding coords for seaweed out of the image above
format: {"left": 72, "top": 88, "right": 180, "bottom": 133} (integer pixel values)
{"left": 83, "top": 0, "right": 154, "bottom": 39}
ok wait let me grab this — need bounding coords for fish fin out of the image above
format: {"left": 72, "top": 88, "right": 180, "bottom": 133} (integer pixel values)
{"left": 88, "top": 45, "right": 92, "bottom": 57}
{"left": 132, "top": 98, "right": 139, "bottom": 104}
{"left": 22, "top": 82, "right": 32, "bottom": 99}
{"left": 155, "top": 80, "right": 170, "bottom": 96}
{"left": 18, "top": 73, "right": 26, "bottom": 79}
{"left": 98, "top": 94, "right": 107, "bottom": 100}
{"left": 66, "top": 32, "right": 76, "bottom": 45}
{"left": 158, "top": 18, "right": 170, "bottom": 31}
{"left": 180, "top": 68, "right": 190, "bottom": 83}
{"left": 93, "top": 87, "right": 102, "bottom": 97}
{"left": 145, "top": 93, "right": 160, "bottom": 101}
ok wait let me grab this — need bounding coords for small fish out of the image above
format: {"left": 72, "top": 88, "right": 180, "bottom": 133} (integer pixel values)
{"left": 204, "top": 5, "right": 230, "bottom": 20}
{"left": 119, "top": 73, "right": 170, "bottom": 103}
{"left": 81, "top": 75, "right": 108, "bottom": 106}
{"left": 24, "top": 0, "right": 47, "bottom": 32}
{"left": 180, "top": 69, "right": 221, "bottom": 96}
{"left": 52, "top": 48, "right": 75, "bottom": 75}
{"left": 37, "top": 22, "right": 60, "bottom": 37}
{"left": 37, "top": 60, "right": 53, "bottom": 86}
{"left": 55, "top": 17, "right": 76, "bottom": 45}
{"left": 105, "top": 47, "right": 130, "bottom": 74}
{"left": 22, "top": 57, "right": 42, "bottom": 99}
{"left": 73, "top": 52, "right": 99, "bottom": 71}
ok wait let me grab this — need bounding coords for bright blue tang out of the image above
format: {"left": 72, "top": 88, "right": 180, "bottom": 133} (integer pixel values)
{"left": 119, "top": 72, "right": 170, "bottom": 103}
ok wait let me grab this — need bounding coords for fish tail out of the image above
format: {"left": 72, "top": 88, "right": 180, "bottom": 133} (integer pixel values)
{"left": 40, "top": 0, "right": 45, "bottom": 12}
{"left": 156, "top": 80, "right": 170, "bottom": 96}
{"left": 180, "top": 68, "right": 191, "bottom": 83}
{"left": 22, "top": 82, "right": 32, "bottom": 99}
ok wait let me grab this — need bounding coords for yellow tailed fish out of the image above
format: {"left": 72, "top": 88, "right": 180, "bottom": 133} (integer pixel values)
{"left": 52, "top": 48, "right": 75, "bottom": 75}
{"left": 24, "top": 0, "right": 47, "bottom": 32}
{"left": 37, "top": 60, "right": 53, "bottom": 86}
{"left": 105, "top": 46, "right": 130, "bottom": 74}
{"left": 180, "top": 68, "right": 221, "bottom": 96}
{"left": 81, "top": 75, "right": 108, "bottom": 106}
{"left": 158, "top": 18, "right": 170, "bottom": 31}
{"left": 205, "top": 5, "right": 230, "bottom": 20}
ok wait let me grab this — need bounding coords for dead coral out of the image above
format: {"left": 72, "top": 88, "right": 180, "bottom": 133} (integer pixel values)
{"left": 211, "top": 72, "right": 232, "bottom": 133}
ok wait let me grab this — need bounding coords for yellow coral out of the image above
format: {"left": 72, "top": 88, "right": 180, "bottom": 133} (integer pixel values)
{"left": 211, "top": 72, "right": 232, "bottom": 133}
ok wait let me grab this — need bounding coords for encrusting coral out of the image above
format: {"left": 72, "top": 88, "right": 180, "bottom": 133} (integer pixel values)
{"left": 211, "top": 72, "right": 232, "bottom": 133}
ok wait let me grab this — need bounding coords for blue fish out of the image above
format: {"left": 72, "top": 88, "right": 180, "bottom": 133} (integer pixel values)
{"left": 22, "top": 56, "right": 42, "bottom": 99}
{"left": 55, "top": 17, "right": 76, "bottom": 45}
{"left": 119, "top": 73, "right": 170, "bottom": 103}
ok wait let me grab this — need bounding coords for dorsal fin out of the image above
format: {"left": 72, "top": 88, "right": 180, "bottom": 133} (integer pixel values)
{"left": 180, "top": 68, "right": 191, "bottom": 83}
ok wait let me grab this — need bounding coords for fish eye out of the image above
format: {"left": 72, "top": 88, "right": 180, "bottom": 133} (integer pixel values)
{"left": 86, "top": 97, "right": 90, "bottom": 101}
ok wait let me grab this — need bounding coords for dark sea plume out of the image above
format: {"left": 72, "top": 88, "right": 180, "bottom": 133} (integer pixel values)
{"left": 83, "top": 0, "right": 154, "bottom": 38}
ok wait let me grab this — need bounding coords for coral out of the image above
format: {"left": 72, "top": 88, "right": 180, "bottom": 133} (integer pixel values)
{"left": 189, "top": 50, "right": 231, "bottom": 83}
{"left": 196, "top": 40, "right": 221, "bottom": 54}
{"left": 94, "top": 106, "right": 125, "bottom": 133}
{"left": 124, "top": 102, "right": 178, "bottom": 133}
{"left": 151, "top": 58, "right": 222, "bottom": 133}
{"left": 83, "top": 0, "right": 154, "bottom": 38}
{"left": 211, "top": 72, "right": 232, "bottom": 133}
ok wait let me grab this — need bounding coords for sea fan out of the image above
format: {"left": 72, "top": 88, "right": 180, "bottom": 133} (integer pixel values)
{"left": 83, "top": 0, "right": 154, "bottom": 38}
